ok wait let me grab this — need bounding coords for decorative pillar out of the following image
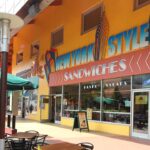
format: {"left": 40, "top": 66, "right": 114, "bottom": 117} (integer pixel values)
{"left": 0, "top": 12, "right": 23, "bottom": 150}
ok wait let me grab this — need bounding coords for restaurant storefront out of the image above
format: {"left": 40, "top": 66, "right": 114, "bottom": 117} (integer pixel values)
{"left": 49, "top": 44, "right": 150, "bottom": 138}
{"left": 50, "top": 74, "right": 150, "bottom": 138}
{"left": 12, "top": 0, "right": 150, "bottom": 138}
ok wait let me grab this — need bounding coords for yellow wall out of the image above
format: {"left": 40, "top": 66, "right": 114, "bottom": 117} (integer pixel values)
{"left": 12, "top": 0, "right": 150, "bottom": 125}
{"left": 61, "top": 117, "right": 130, "bottom": 136}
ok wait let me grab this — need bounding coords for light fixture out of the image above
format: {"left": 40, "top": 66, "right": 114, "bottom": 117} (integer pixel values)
{"left": 0, "top": 2, "right": 24, "bottom": 149}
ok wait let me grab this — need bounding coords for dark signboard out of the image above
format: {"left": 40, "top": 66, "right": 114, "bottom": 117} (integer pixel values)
{"left": 72, "top": 111, "right": 89, "bottom": 132}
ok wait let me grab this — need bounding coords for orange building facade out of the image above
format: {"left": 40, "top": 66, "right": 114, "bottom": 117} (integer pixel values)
{"left": 12, "top": 0, "right": 150, "bottom": 138}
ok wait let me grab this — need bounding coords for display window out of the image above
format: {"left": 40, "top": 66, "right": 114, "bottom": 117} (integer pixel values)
{"left": 49, "top": 75, "right": 150, "bottom": 125}
{"left": 80, "top": 81, "right": 101, "bottom": 120}
{"left": 63, "top": 84, "right": 79, "bottom": 118}
{"left": 102, "top": 77, "right": 131, "bottom": 124}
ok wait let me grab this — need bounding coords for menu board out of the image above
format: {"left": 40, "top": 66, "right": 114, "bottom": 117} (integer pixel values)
{"left": 72, "top": 111, "right": 89, "bottom": 132}
{"left": 78, "top": 112, "right": 88, "bottom": 128}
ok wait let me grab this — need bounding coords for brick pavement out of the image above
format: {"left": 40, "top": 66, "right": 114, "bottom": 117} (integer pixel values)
{"left": 15, "top": 118, "right": 150, "bottom": 150}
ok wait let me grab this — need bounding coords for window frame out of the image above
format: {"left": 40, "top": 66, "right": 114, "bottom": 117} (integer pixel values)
{"left": 81, "top": 5, "right": 102, "bottom": 34}
{"left": 62, "top": 84, "right": 79, "bottom": 118}
{"left": 51, "top": 26, "right": 64, "bottom": 48}
{"left": 30, "top": 40, "right": 40, "bottom": 59}
{"left": 134, "top": 0, "right": 150, "bottom": 10}
{"left": 16, "top": 51, "right": 23, "bottom": 65}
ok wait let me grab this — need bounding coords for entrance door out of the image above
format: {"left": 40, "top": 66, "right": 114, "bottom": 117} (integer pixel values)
{"left": 55, "top": 95, "right": 62, "bottom": 124}
{"left": 132, "top": 90, "right": 150, "bottom": 139}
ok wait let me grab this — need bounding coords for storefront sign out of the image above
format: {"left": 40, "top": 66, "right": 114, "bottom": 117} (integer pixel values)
{"left": 108, "top": 23, "right": 149, "bottom": 56}
{"left": 54, "top": 22, "right": 149, "bottom": 72}
{"left": 63, "top": 59, "right": 126, "bottom": 81}
{"left": 83, "top": 84, "right": 97, "bottom": 90}
{"left": 104, "top": 81, "right": 127, "bottom": 88}
{"left": 55, "top": 44, "right": 94, "bottom": 71}
{"left": 49, "top": 47, "right": 150, "bottom": 86}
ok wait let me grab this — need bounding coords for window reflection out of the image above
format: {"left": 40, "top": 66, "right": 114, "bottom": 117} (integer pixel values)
{"left": 51, "top": 76, "right": 132, "bottom": 124}
{"left": 133, "top": 74, "right": 150, "bottom": 89}
{"left": 81, "top": 81, "right": 101, "bottom": 121}
{"left": 63, "top": 84, "right": 79, "bottom": 118}
{"left": 102, "top": 77, "right": 131, "bottom": 124}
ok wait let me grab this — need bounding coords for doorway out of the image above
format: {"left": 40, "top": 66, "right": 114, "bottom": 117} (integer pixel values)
{"left": 54, "top": 95, "right": 62, "bottom": 124}
{"left": 132, "top": 90, "right": 150, "bottom": 139}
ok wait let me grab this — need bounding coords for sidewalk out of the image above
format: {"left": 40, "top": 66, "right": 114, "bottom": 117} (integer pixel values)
{"left": 15, "top": 118, "right": 150, "bottom": 150}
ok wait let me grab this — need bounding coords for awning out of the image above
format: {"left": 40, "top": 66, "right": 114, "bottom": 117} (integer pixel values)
{"left": 27, "top": 76, "right": 39, "bottom": 89}
{"left": 5, "top": 74, "right": 38, "bottom": 90}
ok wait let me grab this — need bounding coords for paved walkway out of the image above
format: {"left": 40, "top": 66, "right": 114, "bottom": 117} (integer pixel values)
{"left": 15, "top": 119, "right": 150, "bottom": 150}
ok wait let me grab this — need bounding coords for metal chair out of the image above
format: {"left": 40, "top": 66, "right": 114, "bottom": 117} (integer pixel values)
{"left": 5, "top": 136, "right": 26, "bottom": 150}
{"left": 25, "top": 130, "right": 39, "bottom": 149}
{"left": 78, "top": 142, "right": 94, "bottom": 150}
{"left": 5, "top": 134, "right": 31, "bottom": 150}
{"left": 35, "top": 134, "right": 48, "bottom": 146}
{"left": 32, "top": 135, "right": 48, "bottom": 149}
{"left": 11, "top": 139, "right": 25, "bottom": 150}
{"left": 5, "top": 135, "right": 13, "bottom": 150}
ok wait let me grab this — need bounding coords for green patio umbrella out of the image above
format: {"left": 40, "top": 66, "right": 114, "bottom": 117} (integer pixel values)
{"left": 5, "top": 74, "right": 38, "bottom": 90}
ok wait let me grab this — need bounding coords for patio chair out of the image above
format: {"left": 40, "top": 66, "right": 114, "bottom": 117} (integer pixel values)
{"left": 11, "top": 139, "right": 25, "bottom": 150}
{"left": 11, "top": 139, "right": 35, "bottom": 150}
{"left": 5, "top": 135, "right": 13, "bottom": 150}
{"left": 35, "top": 134, "right": 48, "bottom": 146}
{"left": 25, "top": 130, "right": 39, "bottom": 149}
{"left": 24, "top": 139, "right": 35, "bottom": 150}
{"left": 5, "top": 134, "right": 32, "bottom": 150}
{"left": 78, "top": 142, "right": 94, "bottom": 150}
{"left": 6, "top": 136, "right": 26, "bottom": 150}
{"left": 32, "top": 134, "right": 48, "bottom": 149}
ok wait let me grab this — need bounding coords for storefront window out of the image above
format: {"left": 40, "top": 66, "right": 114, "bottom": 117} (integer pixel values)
{"left": 80, "top": 81, "right": 101, "bottom": 121}
{"left": 133, "top": 74, "right": 150, "bottom": 89}
{"left": 63, "top": 84, "right": 79, "bottom": 118}
{"left": 102, "top": 77, "right": 131, "bottom": 124}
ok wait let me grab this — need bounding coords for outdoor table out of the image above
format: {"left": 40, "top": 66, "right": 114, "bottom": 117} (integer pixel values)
{"left": 41, "top": 142, "right": 82, "bottom": 150}
{"left": 9, "top": 132, "right": 38, "bottom": 149}
{"left": 10, "top": 132, "right": 38, "bottom": 139}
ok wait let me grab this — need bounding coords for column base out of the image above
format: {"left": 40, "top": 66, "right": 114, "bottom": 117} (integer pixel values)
{"left": 5, "top": 128, "right": 17, "bottom": 135}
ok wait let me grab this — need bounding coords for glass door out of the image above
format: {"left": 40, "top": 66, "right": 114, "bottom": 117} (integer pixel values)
{"left": 132, "top": 90, "right": 150, "bottom": 139}
{"left": 55, "top": 95, "right": 62, "bottom": 124}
